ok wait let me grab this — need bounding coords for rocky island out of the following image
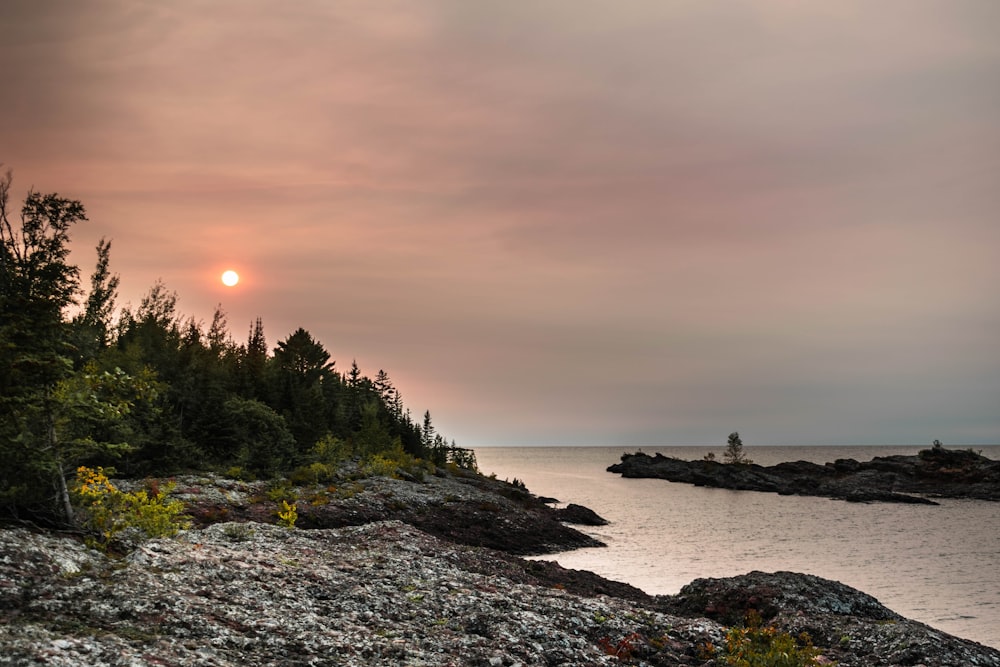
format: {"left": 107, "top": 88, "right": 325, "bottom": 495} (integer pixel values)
{"left": 3, "top": 464, "right": 1000, "bottom": 666}
{"left": 607, "top": 445, "right": 1000, "bottom": 504}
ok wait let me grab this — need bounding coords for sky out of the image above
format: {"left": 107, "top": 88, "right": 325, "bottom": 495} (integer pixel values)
{"left": 2, "top": 1, "right": 998, "bottom": 447}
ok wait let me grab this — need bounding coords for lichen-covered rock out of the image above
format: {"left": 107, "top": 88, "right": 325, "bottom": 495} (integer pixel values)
{"left": 0, "top": 522, "right": 720, "bottom": 666}
{"left": 3, "top": 468, "right": 999, "bottom": 666}
{"left": 163, "top": 469, "right": 606, "bottom": 556}
{"left": 2, "top": 524, "right": 999, "bottom": 666}
{"left": 660, "top": 571, "right": 1000, "bottom": 667}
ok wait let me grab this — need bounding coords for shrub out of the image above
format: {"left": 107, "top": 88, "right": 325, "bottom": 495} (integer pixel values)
{"left": 289, "top": 462, "right": 336, "bottom": 486}
{"left": 72, "top": 467, "right": 190, "bottom": 550}
{"left": 724, "top": 611, "right": 825, "bottom": 667}
{"left": 266, "top": 480, "right": 298, "bottom": 503}
{"left": 224, "top": 466, "right": 256, "bottom": 481}
{"left": 276, "top": 500, "right": 298, "bottom": 528}
{"left": 312, "top": 434, "right": 350, "bottom": 464}
{"left": 362, "top": 453, "right": 399, "bottom": 478}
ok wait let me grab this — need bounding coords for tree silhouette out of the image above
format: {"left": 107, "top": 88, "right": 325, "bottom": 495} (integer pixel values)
{"left": 723, "top": 431, "right": 752, "bottom": 465}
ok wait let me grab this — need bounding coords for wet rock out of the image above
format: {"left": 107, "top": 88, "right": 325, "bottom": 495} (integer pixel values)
{"left": 554, "top": 503, "right": 609, "bottom": 526}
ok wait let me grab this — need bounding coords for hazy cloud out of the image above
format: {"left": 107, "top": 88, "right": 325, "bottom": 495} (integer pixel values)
{"left": 2, "top": 0, "right": 997, "bottom": 445}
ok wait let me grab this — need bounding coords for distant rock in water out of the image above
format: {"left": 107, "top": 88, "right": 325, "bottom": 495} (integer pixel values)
{"left": 607, "top": 446, "right": 1000, "bottom": 503}
{"left": 555, "top": 503, "right": 609, "bottom": 526}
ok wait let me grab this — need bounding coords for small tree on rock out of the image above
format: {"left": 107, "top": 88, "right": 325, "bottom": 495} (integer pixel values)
{"left": 723, "top": 431, "right": 752, "bottom": 465}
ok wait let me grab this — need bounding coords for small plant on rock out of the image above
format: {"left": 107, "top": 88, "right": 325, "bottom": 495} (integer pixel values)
{"left": 276, "top": 499, "right": 298, "bottom": 528}
{"left": 222, "top": 522, "right": 254, "bottom": 542}
{"left": 598, "top": 632, "right": 642, "bottom": 660}
{"left": 724, "top": 610, "right": 826, "bottom": 667}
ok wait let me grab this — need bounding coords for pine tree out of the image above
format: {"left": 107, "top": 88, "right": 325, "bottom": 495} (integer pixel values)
{"left": 723, "top": 431, "right": 752, "bottom": 465}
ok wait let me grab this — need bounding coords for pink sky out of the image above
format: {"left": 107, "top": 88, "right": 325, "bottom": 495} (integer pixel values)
{"left": 2, "top": 1, "right": 998, "bottom": 446}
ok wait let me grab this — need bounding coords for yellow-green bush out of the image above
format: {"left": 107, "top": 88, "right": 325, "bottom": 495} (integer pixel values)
{"left": 72, "top": 467, "right": 190, "bottom": 550}
{"left": 276, "top": 499, "right": 298, "bottom": 528}
{"left": 363, "top": 453, "right": 399, "bottom": 478}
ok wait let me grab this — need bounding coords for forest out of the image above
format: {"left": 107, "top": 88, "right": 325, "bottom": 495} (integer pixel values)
{"left": 0, "top": 171, "right": 474, "bottom": 526}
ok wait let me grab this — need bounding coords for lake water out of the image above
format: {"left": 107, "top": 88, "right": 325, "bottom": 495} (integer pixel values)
{"left": 473, "top": 445, "right": 1000, "bottom": 650}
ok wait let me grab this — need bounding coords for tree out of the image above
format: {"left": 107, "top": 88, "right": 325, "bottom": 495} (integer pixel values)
{"left": 214, "top": 397, "right": 296, "bottom": 475}
{"left": 723, "top": 431, "right": 752, "bottom": 465}
{"left": 238, "top": 317, "right": 268, "bottom": 398}
{"left": 71, "top": 237, "right": 119, "bottom": 360}
{"left": 421, "top": 410, "right": 435, "bottom": 453}
{"left": 48, "top": 364, "right": 156, "bottom": 520}
{"left": 272, "top": 328, "right": 336, "bottom": 452}
{"left": 206, "top": 304, "right": 230, "bottom": 356}
{"left": 0, "top": 171, "right": 90, "bottom": 520}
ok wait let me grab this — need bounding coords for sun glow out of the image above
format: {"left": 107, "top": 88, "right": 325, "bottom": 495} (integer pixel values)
{"left": 221, "top": 270, "right": 240, "bottom": 287}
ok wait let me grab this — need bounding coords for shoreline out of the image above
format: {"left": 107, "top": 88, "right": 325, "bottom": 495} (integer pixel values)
{"left": 2, "top": 467, "right": 999, "bottom": 665}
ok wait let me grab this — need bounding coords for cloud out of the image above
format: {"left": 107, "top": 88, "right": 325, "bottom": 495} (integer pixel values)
{"left": 1, "top": 0, "right": 997, "bottom": 446}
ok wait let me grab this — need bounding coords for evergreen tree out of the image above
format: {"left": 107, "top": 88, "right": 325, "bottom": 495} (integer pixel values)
{"left": 421, "top": 410, "right": 435, "bottom": 451}
{"left": 71, "top": 237, "right": 119, "bottom": 361}
{"left": 207, "top": 304, "right": 230, "bottom": 357}
{"left": 239, "top": 317, "right": 268, "bottom": 398}
{"left": 723, "top": 431, "right": 752, "bottom": 465}
{"left": 272, "top": 328, "right": 336, "bottom": 453}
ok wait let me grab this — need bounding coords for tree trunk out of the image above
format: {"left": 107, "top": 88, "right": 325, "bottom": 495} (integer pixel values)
{"left": 48, "top": 413, "right": 74, "bottom": 524}
{"left": 57, "top": 461, "right": 74, "bottom": 525}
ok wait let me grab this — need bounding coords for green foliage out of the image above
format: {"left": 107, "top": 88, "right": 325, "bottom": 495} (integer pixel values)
{"left": 265, "top": 480, "right": 299, "bottom": 503}
{"left": 289, "top": 461, "right": 338, "bottom": 485}
{"left": 224, "top": 466, "right": 256, "bottom": 481}
{"left": 724, "top": 431, "right": 753, "bottom": 465}
{"left": 358, "top": 447, "right": 436, "bottom": 481}
{"left": 2, "top": 172, "right": 465, "bottom": 520}
{"left": 447, "top": 444, "right": 478, "bottom": 471}
{"left": 363, "top": 453, "right": 401, "bottom": 478}
{"left": 219, "top": 397, "right": 297, "bottom": 475}
{"left": 312, "top": 433, "right": 349, "bottom": 465}
{"left": 71, "top": 466, "right": 190, "bottom": 550}
{"left": 724, "top": 611, "right": 826, "bottom": 667}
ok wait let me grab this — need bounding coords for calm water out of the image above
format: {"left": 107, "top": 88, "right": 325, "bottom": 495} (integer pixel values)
{"left": 473, "top": 445, "right": 1000, "bottom": 650}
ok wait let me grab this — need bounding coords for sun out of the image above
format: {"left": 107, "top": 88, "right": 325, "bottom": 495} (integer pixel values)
{"left": 221, "top": 270, "right": 240, "bottom": 287}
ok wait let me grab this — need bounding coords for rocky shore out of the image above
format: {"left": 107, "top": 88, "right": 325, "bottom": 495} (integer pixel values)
{"left": 607, "top": 445, "right": 1000, "bottom": 504}
{"left": 2, "top": 466, "right": 1000, "bottom": 666}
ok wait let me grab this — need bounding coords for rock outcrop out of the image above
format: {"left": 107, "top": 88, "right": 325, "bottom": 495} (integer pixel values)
{"left": 661, "top": 571, "right": 1000, "bottom": 667}
{"left": 2, "top": 522, "right": 999, "bottom": 666}
{"left": 607, "top": 446, "right": 1000, "bottom": 504}
{"left": 152, "top": 466, "right": 606, "bottom": 556}
{"left": 2, "top": 466, "right": 999, "bottom": 665}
